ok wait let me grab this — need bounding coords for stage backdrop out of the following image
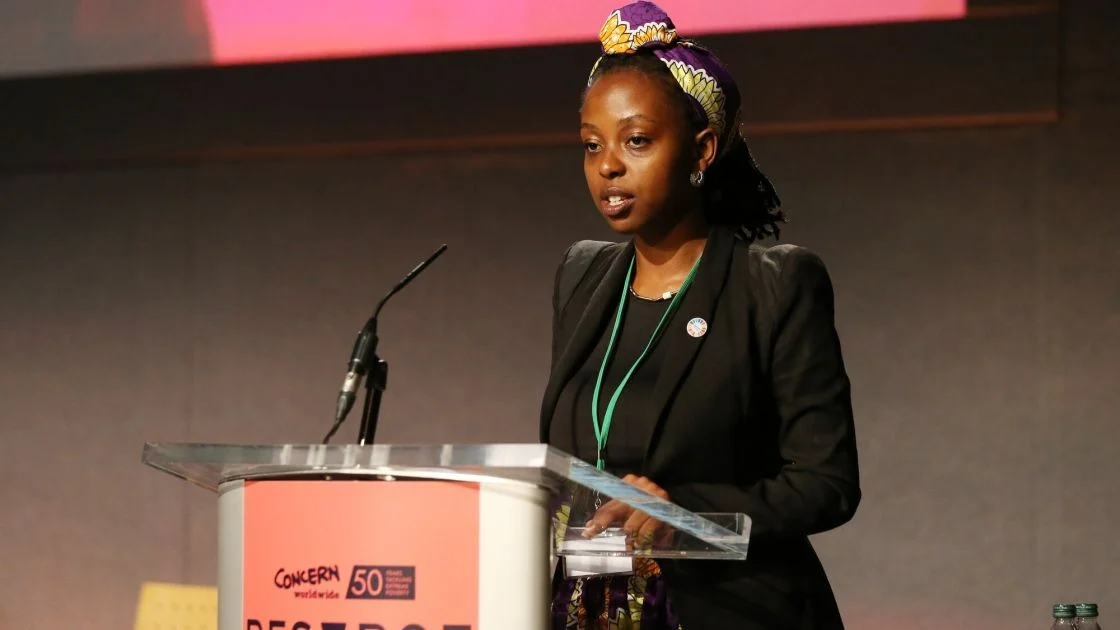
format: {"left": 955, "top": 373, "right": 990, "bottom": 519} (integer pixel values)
{"left": 0, "top": 0, "right": 965, "bottom": 78}
{"left": 0, "top": 2, "right": 1118, "bottom": 630}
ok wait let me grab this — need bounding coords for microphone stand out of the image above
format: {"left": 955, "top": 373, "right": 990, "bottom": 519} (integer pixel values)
{"left": 321, "top": 243, "right": 447, "bottom": 446}
{"left": 356, "top": 357, "right": 387, "bottom": 445}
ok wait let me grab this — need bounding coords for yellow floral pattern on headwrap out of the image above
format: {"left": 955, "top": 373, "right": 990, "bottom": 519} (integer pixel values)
{"left": 663, "top": 58, "right": 727, "bottom": 136}
{"left": 597, "top": 9, "right": 677, "bottom": 54}
{"left": 598, "top": 10, "right": 633, "bottom": 54}
{"left": 631, "top": 21, "right": 677, "bottom": 48}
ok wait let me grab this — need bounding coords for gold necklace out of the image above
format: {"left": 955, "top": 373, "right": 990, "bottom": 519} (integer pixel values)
{"left": 629, "top": 285, "right": 677, "bottom": 301}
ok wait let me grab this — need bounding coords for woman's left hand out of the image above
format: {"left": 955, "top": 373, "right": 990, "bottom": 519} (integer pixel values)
{"left": 583, "top": 474, "right": 673, "bottom": 548}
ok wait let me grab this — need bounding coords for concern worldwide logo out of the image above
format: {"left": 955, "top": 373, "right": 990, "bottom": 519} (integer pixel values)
{"left": 269, "top": 564, "right": 418, "bottom": 600}
{"left": 250, "top": 563, "right": 472, "bottom": 630}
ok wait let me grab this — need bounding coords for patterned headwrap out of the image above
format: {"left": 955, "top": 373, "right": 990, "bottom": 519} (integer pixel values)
{"left": 589, "top": 1, "right": 782, "bottom": 231}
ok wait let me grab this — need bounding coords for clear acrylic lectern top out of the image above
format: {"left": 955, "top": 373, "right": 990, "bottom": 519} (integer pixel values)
{"left": 142, "top": 442, "right": 750, "bottom": 561}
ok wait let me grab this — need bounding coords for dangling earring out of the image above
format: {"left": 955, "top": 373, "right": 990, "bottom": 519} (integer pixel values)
{"left": 689, "top": 170, "right": 705, "bottom": 187}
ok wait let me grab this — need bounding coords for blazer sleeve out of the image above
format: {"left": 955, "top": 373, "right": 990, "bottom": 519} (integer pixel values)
{"left": 666, "top": 247, "right": 861, "bottom": 539}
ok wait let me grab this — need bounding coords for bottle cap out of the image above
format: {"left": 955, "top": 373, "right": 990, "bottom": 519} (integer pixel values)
{"left": 1054, "top": 604, "right": 1076, "bottom": 618}
{"left": 1076, "top": 603, "right": 1099, "bottom": 618}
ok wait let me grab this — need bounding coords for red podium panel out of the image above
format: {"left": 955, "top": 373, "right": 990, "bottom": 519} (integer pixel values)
{"left": 242, "top": 480, "right": 480, "bottom": 630}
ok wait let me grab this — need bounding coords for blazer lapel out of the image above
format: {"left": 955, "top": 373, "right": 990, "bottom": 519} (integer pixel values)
{"left": 641, "top": 226, "right": 735, "bottom": 469}
{"left": 539, "top": 241, "right": 633, "bottom": 442}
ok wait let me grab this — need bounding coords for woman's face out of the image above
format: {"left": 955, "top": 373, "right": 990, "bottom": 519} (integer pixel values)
{"left": 580, "top": 69, "right": 714, "bottom": 238}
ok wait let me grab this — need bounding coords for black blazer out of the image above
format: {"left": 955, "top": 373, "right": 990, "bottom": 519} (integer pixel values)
{"left": 540, "top": 225, "right": 861, "bottom": 630}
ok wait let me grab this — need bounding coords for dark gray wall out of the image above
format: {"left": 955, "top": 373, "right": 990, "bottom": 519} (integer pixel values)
{"left": 1, "top": 2, "right": 1118, "bottom": 629}
{"left": 0, "top": 4, "right": 1058, "bottom": 172}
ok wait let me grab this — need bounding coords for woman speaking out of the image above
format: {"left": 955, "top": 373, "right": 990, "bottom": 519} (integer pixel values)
{"left": 540, "top": 3, "right": 861, "bottom": 628}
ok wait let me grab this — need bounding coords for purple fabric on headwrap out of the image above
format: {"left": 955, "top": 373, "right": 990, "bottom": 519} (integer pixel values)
{"left": 590, "top": 1, "right": 743, "bottom": 158}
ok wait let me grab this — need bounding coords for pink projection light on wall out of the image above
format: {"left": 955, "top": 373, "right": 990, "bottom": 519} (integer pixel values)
{"left": 201, "top": 0, "right": 966, "bottom": 66}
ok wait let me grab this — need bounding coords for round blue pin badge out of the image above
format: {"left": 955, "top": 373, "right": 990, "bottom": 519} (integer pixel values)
{"left": 686, "top": 317, "right": 708, "bottom": 338}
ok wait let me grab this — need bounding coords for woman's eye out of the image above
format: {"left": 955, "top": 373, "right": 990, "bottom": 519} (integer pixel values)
{"left": 584, "top": 141, "right": 601, "bottom": 152}
{"left": 627, "top": 136, "right": 650, "bottom": 148}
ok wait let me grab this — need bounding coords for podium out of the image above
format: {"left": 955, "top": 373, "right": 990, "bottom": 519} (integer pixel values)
{"left": 143, "top": 442, "right": 751, "bottom": 630}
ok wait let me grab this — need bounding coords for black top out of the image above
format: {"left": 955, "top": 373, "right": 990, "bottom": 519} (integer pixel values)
{"left": 550, "top": 291, "right": 672, "bottom": 477}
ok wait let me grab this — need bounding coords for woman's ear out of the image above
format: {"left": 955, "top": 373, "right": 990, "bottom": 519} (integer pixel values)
{"left": 693, "top": 128, "right": 719, "bottom": 174}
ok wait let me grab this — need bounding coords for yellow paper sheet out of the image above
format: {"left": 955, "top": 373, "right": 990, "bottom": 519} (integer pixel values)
{"left": 134, "top": 581, "right": 218, "bottom": 630}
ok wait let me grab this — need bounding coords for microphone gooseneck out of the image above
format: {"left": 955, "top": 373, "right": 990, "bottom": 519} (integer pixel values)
{"left": 321, "top": 244, "right": 448, "bottom": 445}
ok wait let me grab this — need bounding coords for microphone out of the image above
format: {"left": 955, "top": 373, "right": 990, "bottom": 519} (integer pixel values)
{"left": 321, "top": 243, "right": 448, "bottom": 444}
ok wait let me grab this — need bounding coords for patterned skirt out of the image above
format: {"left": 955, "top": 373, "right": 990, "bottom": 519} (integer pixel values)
{"left": 550, "top": 559, "right": 682, "bottom": 630}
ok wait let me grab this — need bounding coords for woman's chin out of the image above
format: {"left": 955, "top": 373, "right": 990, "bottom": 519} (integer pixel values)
{"left": 600, "top": 212, "right": 639, "bottom": 235}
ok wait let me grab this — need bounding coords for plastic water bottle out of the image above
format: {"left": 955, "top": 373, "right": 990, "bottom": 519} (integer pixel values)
{"left": 1075, "top": 603, "right": 1101, "bottom": 630}
{"left": 1053, "top": 604, "right": 1078, "bottom": 629}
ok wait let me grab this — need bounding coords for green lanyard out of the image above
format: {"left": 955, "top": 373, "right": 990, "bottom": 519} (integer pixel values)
{"left": 590, "top": 254, "right": 702, "bottom": 470}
